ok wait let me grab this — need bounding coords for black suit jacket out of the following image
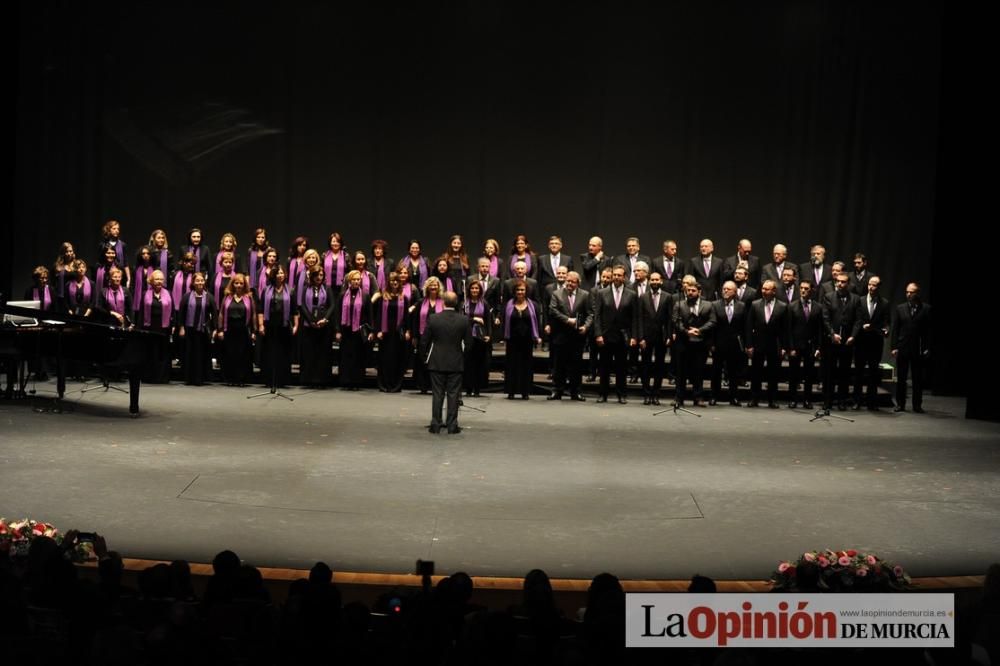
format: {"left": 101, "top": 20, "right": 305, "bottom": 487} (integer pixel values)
{"left": 502, "top": 276, "right": 540, "bottom": 305}
{"left": 788, "top": 299, "right": 824, "bottom": 352}
{"left": 548, "top": 288, "right": 593, "bottom": 345}
{"left": 746, "top": 299, "right": 788, "bottom": 351}
{"left": 468, "top": 274, "right": 502, "bottom": 313}
{"left": 650, "top": 256, "right": 688, "bottom": 294}
{"left": 612, "top": 254, "right": 652, "bottom": 284}
{"left": 537, "top": 253, "right": 574, "bottom": 290}
{"left": 848, "top": 270, "right": 872, "bottom": 297}
{"left": 762, "top": 262, "right": 797, "bottom": 285}
{"left": 852, "top": 295, "right": 890, "bottom": 341}
{"left": 735, "top": 285, "right": 758, "bottom": 305}
{"left": 711, "top": 299, "right": 746, "bottom": 352}
{"left": 578, "top": 253, "right": 610, "bottom": 290}
{"left": 722, "top": 254, "right": 762, "bottom": 289}
{"left": 593, "top": 286, "right": 638, "bottom": 343}
{"left": 822, "top": 291, "right": 860, "bottom": 343}
{"left": 891, "top": 302, "right": 931, "bottom": 356}
{"left": 634, "top": 289, "right": 672, "bottom": 345}
{"left": 689, "top": 256, "right": 724, "bottom": 300}
{"left": 420, "top": 309, "right": 471, "bottom": 373}
{"left": 671, "top": 298, "right": 716, "bottom": 350}
{"left": 799, "top": 262, "right": 833, "bottom": 287}
{"left": 775, "top": 283, "right": 800, "bottom": 305}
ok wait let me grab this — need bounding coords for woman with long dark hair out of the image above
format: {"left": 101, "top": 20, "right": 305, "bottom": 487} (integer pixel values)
{"left": 132, "top": 246, "right": 156, "bottom": 321}
{"left": 373, "top": 271, "right": 410, "bottom": 392}
{"left": 53, "top": 242, "right": 77, "bottom": 309}
{"left": 98, "top": 219, "right": 131, "bottom": 287}
{"left": 403, "top": 240, "right": 429, "bottom": 290}
{"left": 370, "top": 240, "right": 393, "bottom": 293}
{"left": 183, "top": 228, "right": 212, "bottom": 277}
{"left": 288, "top": 235, "right": 309, "bottom": 294}
{"left": 323, "top": 232, "right": 348, "bottom": 292}
{"left": 247, "top": 228, "right": 269, "bottom": 293}
{"left": 297, "top": 267, "right": 335, "bottom": 388}
{"left": 148, "top": 229, "right": 172, "bottom": 279}
{"left": 94, "top": 245, "right": 122, "bottom": 289}
{"left": 509, "top": 234, "right": 538, "bottom": 280}
{"left": 463, "top": 279, "right": 493, "bottom": 397}
{"left": 444, "top": 234, "right": 469, "bottom": 286}
{"left": 256, "top": 265, "right": 297, "bottom": 388}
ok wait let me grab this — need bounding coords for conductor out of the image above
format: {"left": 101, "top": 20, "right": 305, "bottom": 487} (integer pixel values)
{"left": 419, "top": 291, "right": 472, "bottom": 434}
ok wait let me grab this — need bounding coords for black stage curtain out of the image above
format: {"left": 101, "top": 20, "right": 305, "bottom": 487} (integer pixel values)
{"left": 13, "top": 1, "right": 954, "bottom": 396}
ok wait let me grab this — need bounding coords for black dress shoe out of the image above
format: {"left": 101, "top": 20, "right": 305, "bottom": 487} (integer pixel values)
{"left": 447, "top": 427, "right": 462, "bottom": 434}
{"left": 868, "top": 405, "right": 880, "bottom": 412}
{"left": 652, "top": 397, "right": 660, "bottom": 405}
{"left": 708, "top": 399, "right": 717, "bottom": 406}
{"left": 547, "top": 393, "right": 563, "bottom": 401}
{"left": 617, "top": 396, "right": 628, "bottom": 404}
{"left": 893, "top": 405, "right": 905, "bottom": 412}
{"left": 787, "top": 401, "right": 798, "bottom": 409}
{"left": 692, "top": 399, "right": 703, "bottom": 407}
{"left": 428, "top": 426, "right": 441, "bottom": 434}
{"left": 912, "top": 406, "right": 924, "bottom": 413}
{"left": 472, "top": 391, "right": 480, "bottom": 397}
{"left": 521, "top": 395, "right": 529, "bottom": 400}
{"left": 596, "top": 395, "right": 607, "bottom": 403}
{"left": 729, "top": 399, "right": 741, "bottom": 407}
{"left": 571, "top": 394, "right": 586, "bottom": 401}
{"left": 803, "top": 401, "right": 813, "bottom": 409}
{"left": 852, "top": 404, "right": 863, "bottom": 411}
{"left": 768, "top": 401, "right": 779, "bottom": 409}
{"left": 747, "top": 400, "right": 759, "bottom": 408}
{"left": 837, "top": 402, "right": 847, "bottom": 411}
{"left": 642, "top": 397, "right": 650, "bottom": 405}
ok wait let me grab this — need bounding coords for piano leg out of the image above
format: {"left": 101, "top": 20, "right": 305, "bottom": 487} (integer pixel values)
{"left": 129, "top": 371, "right": 140, "bottom": 416}
{"left": 57, "top": 356, "right": 66, "bottom": 399}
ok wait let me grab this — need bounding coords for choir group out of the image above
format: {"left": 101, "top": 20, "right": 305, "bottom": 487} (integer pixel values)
{"left": 20, "top": 221, "right": 931, "bottom": 413}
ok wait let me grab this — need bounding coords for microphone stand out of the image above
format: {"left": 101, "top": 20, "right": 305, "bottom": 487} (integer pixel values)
{"left": 247, "top": 320, "right": 293, "bottom": 401}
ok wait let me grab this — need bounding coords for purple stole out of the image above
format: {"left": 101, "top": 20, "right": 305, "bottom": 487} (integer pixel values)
{"left": 304, "top": 287, "right": 328, "bottom": 326}
{"left": 222, "top": 295, "right": 253, "bottom": 332}
{"left": 340, "top": 289, "right": 363, "bottom": 332}
{"left": 143, "top": 288, "right": 172, "bottom": 328}
{"left": 68, "top": 278, "right": 92, "bottom": 309}
{"left": 133, "top": 265, "right": 152, "bottom": 307}
{"left": 187, "top": 245, "right": 202, "bottom": 270}
{"left": 489, "top": 255, "right": 500, "bottom": 278}
{"left": 295, "top": 266, "right": 310, "bottom": 305}
{"left": 418, "top": 298, "right": 443, "bottom": 335}
{"left": 184, "top": 292, "right": 208, "bottom": 330}
{"left": 107, "top": 240, "right": 125, "bottom": 267}
{"left": 465, "top": 299, "right": 485, "bottom": 337}
{"left": 155, "top": 249, "right": 169, "bottom": 275}
{"left": 215, "top": 251, "right": 230, "bottom": 274}
{"left": 323, "top": 251, "right": 346, "bottom": 288}
{"left": 380, "top": 295, "right": 405, "bottom": 333}
{"left": 248, "top": 248, "right": 264, "bottom": 287}
{"left": 214, "top": 270, "right": 234, "bottom": 304}
{"left": 375, "top": 260, "right": 387, "bottom": 291}
{"left": 289, "top": 258, "right": 304, "bottom": 294}
{"left": 103, "top": 287, "right": 126, "bottom": 315}
{"left": 96, "top": 263, "right": 115, "bottom": 288}
{"left": 504, "top": 300, "right": 539, "bottom": 340}
{"left": 263, "top": 287, "right": 291, "bottom": 326}
{"left": 401, "top": 283, "right": 414, "bottom": 303}
{"left": 436, "top": 275, "right": 454, "bottom": 294}
{"left": 256, "top": 267, "right": 270, "bottom": 296}
{"left": 32, "top": 286, "right": 53, "bottom": 311}
{"left": 510, "top": 253, "right": 532, "bottom": 276}
{"left": 360, "top": 271, "right": 373, "bottom": 296}
{"left": 172, "top": 272, "right": 193, "bottom": 312}
{"left": 409, "top": 256, "right": 428, "bottom": 288}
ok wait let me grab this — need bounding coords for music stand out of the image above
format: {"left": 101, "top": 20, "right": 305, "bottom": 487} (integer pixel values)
{"left": 247, "top": 328, "right": 293, "bottom": 401}
{"left": 809, "top": 407, "right": 854, "bottom": 423}
{"left": 653, "top": 400, "right": 702, "bottom": 418}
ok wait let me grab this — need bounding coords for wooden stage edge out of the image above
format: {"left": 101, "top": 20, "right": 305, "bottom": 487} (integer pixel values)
{"left": 83, "top": 558, "right": 986, "bottom": 594}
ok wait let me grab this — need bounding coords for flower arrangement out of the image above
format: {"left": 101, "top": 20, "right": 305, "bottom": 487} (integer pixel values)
{"left": 770, "top": 549, "right": 913, "bottom": 592}
{"left": 0, "top": 517, "right": 94, "bottom": 562}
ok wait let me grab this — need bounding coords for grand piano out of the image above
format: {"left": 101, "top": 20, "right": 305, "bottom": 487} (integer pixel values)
{"left": 0, "top": 301, "right": 164, "bottom": 416}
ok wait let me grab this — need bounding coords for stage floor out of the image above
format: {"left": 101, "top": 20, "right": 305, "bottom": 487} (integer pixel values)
{"left": 2, "top": 380, "right": 998, "bottom": 582}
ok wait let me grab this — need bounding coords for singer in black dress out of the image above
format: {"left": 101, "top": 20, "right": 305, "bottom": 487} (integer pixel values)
{"left": 463, "top": 279, "right": 493, "bottom": 396}
{"left": 373, "top": 271, "right": 410, "bottom": 392}
{"left": 217, "top": 274, "right": 255, "bottom": 386}
{"left": 335, "top": 270, "right": 374, "bottom": 390}
{"left": 139, "top": 270, "right": 174, "bottom": 383}
{"left": 177, "top": 273, "right": 217, "bottom": 386}
{"left": 256, "top": 265, "right": 297, "bottom": 388}
{"left": 297, "top": 267, "right": 335, "bottom": 387}
{"left": 503, "top": 280, "right": 542, "bottom": 399}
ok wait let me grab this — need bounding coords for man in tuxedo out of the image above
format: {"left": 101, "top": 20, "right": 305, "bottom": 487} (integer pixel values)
{"left": 420, "top": 291, "right": 472, "bottom": 434}
{"left": 821, "top": 273, "right": 859, "bottom": 412}
{"left": 852, "top": 275, "right": 890, "bottom": 411}
{"left": 690, "top": 238, "right": 724, "bottom": 301}
{"left": 538, "top": 236, "right": 574, "bottom": 292}
{"left": 787, "top": 280, "right": 824, "bottom": 409}
{"left": 733, "top": 266, "right": 758, "bottom": 305}
{"left": 593, "top": 265, "right": 637, "bottom": 403}
{"left": 503, "top": 260, "right": 539, "bottom": 304}
{"left": 799, "top": 245, "right": 833, "bottom": 288}
{"left": 819, "top": 261, "right": 847, "bottom": 304}
{"left": 671, "top": 281, "right": 717, "bottom": 406}
{"left": 579, "top": 236, "right": 610, "bottom": 291}
{"left": 542, "top": 265, "right": 569, "bottom": 310}
{"left": 891, "top": 282, "right": 931, "bottom": 413}
{"left": 776, "top": 267, "right": 800, "bottom": 305}
{"left": 745, "top": 280, "right": 788, "bottom": 408}
{"left": 651, "top": 239, "right": 687, "bottom": 294}
{"left": 762, "top": 244, "right": 795, "bottom": 285}
{"left": 848, "top": 253, "right": 871, "bottom": 297}
{"left": 547, "top": 271, "right": 592, "bottom": 401}
{"left": 586, "top": 266, "right": 614, "bottom": 382}
{"left": 722, "top": 239, "right": 762, "bottom": 289}
{"left": 709, "top": 280, "right": 747, "bottom": 406}
{"left": 634, "top": 272, "right": 672, "bottom": 405}
{"left": 613, "top": 237, "right": 651, "bottom": 285}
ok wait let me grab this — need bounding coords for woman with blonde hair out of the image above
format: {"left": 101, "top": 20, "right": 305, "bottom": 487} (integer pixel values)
{"left": 215, "top": 232, "right": 240, "bottom": 275}
{"left": 217, "top": 273, "right": 255, "bottom": 386}
{"left": 410, "top": 276, "right": 445, "bottom": 394}
{"left": 335, "top": 269, "right": 373, "bottom": 390}
{"left": 148, "top": 229, "right": 172, "bottom": 277}
{"left": 372, "top": 271, "right": 409, "bottom": 392}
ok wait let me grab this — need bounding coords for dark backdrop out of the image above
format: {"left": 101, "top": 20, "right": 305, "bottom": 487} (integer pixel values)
{"left": 14, "top": 1, "right": 957, "bottom": 394}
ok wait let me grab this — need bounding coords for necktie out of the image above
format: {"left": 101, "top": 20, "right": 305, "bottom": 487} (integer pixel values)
{"left": 666, "top": 260, "right": 673, "bottom": 279}
{"left": 653, "top": 293, "right": 659, "bottom": 310}
{"left": 815, "top": 267, "right": 821, "bottom": 284}
{"left": 738, "top": 286, "right": 744, "bottom": 299}
{"left": 869, "top": 298, "right": 875, "bottom": 317}
{"left": 614, "top": 288, "right": 621, "bottom": 309}
{"left": 704, "top": 259, "right": 711, "bottom": 275}
{"left": 726, "top": 302, "right": 733, "bottom": 323}
{"left": 568, "top": 293, "right": 575, "bottom": 311}
{"left": 552, "top": 255, "right": 559, "bottom": 275}
{"left": 787, "top": 287, "right": 793, "bottom": 301}
{"left": 765, "top": 301, "right": 772, "bottom": 323}
{"left": 638, "top": 284, "right": 644, "bottom": 298}
{"left": 804, "top": 301, "right": 810, "bottom": 318}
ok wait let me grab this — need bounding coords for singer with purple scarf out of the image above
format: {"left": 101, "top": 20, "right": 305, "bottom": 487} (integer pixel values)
{"left": 335, "top": 270, "right": 374, "bottom": 390}
{"left": 297, "top": 267, "right": 336, "bottom": 387}
{"left": 256, "top": 265, "right": 298, "bottom": 388}
{"left": 503, "top": 279, "right": 542, "bottom": 400}
{"left": 177, "top": 273, "right": 217, "bottom": 386}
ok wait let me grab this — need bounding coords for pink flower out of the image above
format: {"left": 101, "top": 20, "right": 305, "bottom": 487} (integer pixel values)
{"left": 817, "top": 556, "right": 829, "bottom": 568}
{"left": 855, "top": 566, "right": 869, "bottom": 577}
{"left": 866, "top": 555, "right": 877, "bottom": 566}
{"left": 778, "top": 562, "right": 792, "bottom": 573}
{"left": 846, "top": 549, "right": 858, "bottom": 557}
{"left": 838, "top": 556, "right": 851, "bottom": 566}
{"left": 803, "top": 552, "right": 816, "bottom": 562}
